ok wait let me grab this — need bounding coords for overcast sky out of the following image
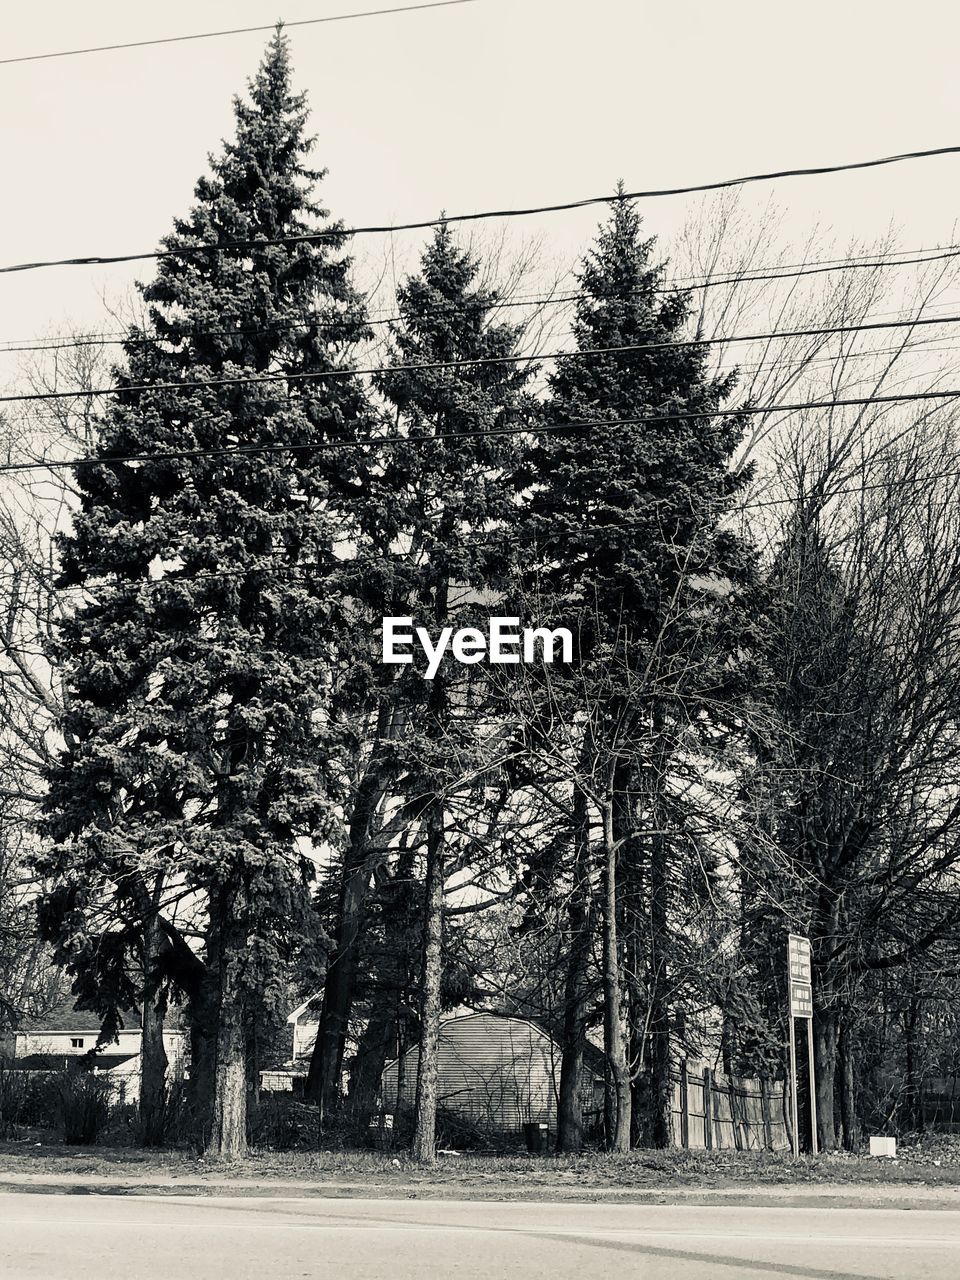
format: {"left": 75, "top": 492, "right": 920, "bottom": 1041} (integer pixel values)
{"left": 2, "top": 0, "right": 959, "bottom": 361}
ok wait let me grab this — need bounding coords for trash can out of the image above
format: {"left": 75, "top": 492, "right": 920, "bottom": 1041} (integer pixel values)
{"left": 367, "top": 1113, "right": 395, "bottom": 1150}
{"left": 523, "top": 1122, "right": 548, "bottom": 1154}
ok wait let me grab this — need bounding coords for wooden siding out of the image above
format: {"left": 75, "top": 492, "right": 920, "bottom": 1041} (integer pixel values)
{"left": 380, "top": 1013, "right": 601, "bottom": 1133}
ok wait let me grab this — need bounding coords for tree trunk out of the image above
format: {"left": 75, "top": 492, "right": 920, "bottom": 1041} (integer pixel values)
{"left": 412, "top": 802, "right": 445, "bottom": 1164}
{"left": 812, "top": 1005, "right": 838, "bottom": 1151}
{"left": 305, "top": 704, "right": 401, "bottom": 1115}
{"left": 626, "top": 959, "right": 659, "bottom": 1148}
{"left": 809, "top": 892, "right": 843, "bottom": 1151}
{"left": 601, "top": 793, "right": 631, "bottom": 1152}
{"left": 644, "top": 717, "right": 674, "bottom": 1150}
{"left": 247, "top": 1017, "right": 261, "bottom": 1111}
{"left": 305, "top": 815, "right": 377, "bottom": 1115}
{"left": 838, "top": 1018, "right": 858, "bottom": 1151}
{"left": 206, "top": 911, "right": 248, "bottom": 1160}
{"left": 396, "top": 1019, "right": 408, "bottom": 1113}
{"left": 139, "top": 910, "right": 169, "bottom": 1146}
{"left": 349, "top": 990, "right": 398, "bottom": 1132}
{"left": 187, "top": 930, "right": 220, "bottom": 1148}
{"left": 140, "top": 997, "right": 169, "bottom": 1144}
{"left": 349, "top": 842, "right": 418, "bottom": 1132}
{"left": 556, "top": 784, "right": 594, "bottom": 1154}
{"left": 903, "top": 995, "right": 924, "bottom": 1133}
{"left": 648, "top": 828, "right": 672, "bottom": 1150}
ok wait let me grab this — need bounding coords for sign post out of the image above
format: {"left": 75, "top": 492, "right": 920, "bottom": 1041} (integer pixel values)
{"left": 787, "top": 1004, "right": 799, "bottom": 1157}
{"left": 787, "top": 933, "right": 817, "bottom": 1156}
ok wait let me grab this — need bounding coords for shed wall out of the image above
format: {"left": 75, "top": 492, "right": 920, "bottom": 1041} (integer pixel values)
{"left": 381, "top": 1014, "right": 599, "bottom": 1133}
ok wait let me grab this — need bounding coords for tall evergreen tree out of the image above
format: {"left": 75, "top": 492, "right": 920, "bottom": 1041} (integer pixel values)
{"left": 520, "top": 193, "right": 758, "bottom": 1150}
{"left": 320, "top": 222, "right": 533, "bottom": 1161}
{"left": 38, "top": 30, "right": 377, "bottom": 1157}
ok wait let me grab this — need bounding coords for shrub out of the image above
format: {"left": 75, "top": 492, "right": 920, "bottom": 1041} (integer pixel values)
{"left": 134, "top": 1075, "right": 199, "bottom": 1149}
{"left": 48, "top": 1070, "right": 111, "bottom": 1144}
{"left": 249, "top": 1093, "right": 320, "bottom": 1151}
{"left": 0, "top": 1060, "right": 50, "bottom": 1137}
{"left": 388, "top": 1104, "right": 508, "bottom": 1153}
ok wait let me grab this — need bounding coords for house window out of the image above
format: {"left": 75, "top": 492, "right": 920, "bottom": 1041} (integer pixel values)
{"left": 70, "top": 1038, "right": 84, "bottom": 1049}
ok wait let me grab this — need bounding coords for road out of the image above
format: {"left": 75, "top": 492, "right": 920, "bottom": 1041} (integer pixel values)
{"left": 1, "top": 1192, "right": 959, "bottom": 1279}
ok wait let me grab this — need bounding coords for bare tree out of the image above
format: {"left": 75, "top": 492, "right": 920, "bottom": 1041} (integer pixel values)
{"left": 745, "top": 407, "right": 960, "bottom": 1149}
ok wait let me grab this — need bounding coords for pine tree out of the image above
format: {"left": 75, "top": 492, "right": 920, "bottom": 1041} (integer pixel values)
{"left": 521, "top": 193, "right": 758, "bottom": 1150}
{"left": 38, "top": 30, "right": 377, "bottom": 1158}
{"left": 308, "top": 223, "right": 533, "bottom": 1161}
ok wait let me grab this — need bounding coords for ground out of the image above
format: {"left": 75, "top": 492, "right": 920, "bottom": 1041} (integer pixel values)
{"left": 3, "top": 1134, "right": 960, "bottom": 1206}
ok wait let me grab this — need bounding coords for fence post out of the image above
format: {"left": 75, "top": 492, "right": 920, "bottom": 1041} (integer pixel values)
{"left": 703, "top": 1067, "right": 713, "bottom": 1150}
{"left": 760, "top": 1076, "right": 773, "bottom": 1150}
{"left": 679, "top": 1060, "right": 689, "bottom": 1149}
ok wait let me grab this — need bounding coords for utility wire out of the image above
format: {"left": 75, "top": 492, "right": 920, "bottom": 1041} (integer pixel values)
{"left": 43, "top": 453, "right": 960, "bottom": 601}
{"left": 4, "top": 388, "right": 959, "bottom": 477}
{"left": 4, "top": 244, "right": 960, "bottom": 359}
{"left": 5, "top": 313, "right": 960, "bottom": 407}
{"left": 3, "top": 146, "right": 959, "bottom": 277}
{"left": 0, "top": 2, "right": 479, "bottom": 66}
{"left": 30, "top": 332, "right": 955, "bottom": 421}
{"left": 29, "top": 342, "right": 957, "bottom": 433}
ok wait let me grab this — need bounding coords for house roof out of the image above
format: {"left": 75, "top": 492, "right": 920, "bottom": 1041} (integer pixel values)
{"left": 17, "top": 996, "right": 186, "bottom": 1035}
{"left": 287, "top": 990, "right": 324, "bottom": 1023}
{"left": 17, "top": 997, "right": 118, "bottom": 1034}
{"left": 383, "top": 1009, "right": 607, "bottom": 1074}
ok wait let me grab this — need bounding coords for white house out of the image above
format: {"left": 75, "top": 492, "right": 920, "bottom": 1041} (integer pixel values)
{"left": 259, "top": 992, "right": 323, "bottom": 1092}
{"left": 286, "top": 991, "right": 323, "bottom": 1064}
{"left": 9, "top": 997, "right": 187, "bottom": 1101}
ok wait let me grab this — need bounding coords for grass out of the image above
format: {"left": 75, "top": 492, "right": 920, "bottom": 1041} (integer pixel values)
{"left": 3, "top": 1131, "right": 960, "bottom": 1200}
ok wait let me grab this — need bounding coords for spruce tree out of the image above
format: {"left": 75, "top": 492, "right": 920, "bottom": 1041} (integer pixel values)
{"left": 522, "top": 194, "right": 758, "bottom": 1150}
{"left": 306, "top": 223, "right": 533, "bottom": 1159}
{"left": 38, "top": 30, "right": 377, "bottom": 1157}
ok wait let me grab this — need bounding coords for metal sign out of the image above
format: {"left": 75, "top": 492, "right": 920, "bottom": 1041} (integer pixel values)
{"left": 786, "top": 932, "right": 818, "bottom": 1157}
{"left": 790, "top": 981, "right": 813, "bottom": 1019}
{"left": 788, "top": 935, "right": 813, "bottom": 1020}
{"left": 788, "top": 934, "right": 812, "bottom": 987}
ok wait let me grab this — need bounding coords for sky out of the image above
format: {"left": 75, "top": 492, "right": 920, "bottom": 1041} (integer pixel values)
{"left": 2, "top": 0, "right": 960, "bottom": 367}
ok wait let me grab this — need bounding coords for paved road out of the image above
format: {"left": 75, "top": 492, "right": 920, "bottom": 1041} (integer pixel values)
{"left": 2, "top": 1192, "right": 959, "bottom": 1279}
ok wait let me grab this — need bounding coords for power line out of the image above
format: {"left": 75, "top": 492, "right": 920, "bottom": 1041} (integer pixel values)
{"left": 4, "top": 146, "right": 960, "bottom": 277}
{"left": 4, "top": 244, "right": 960, "bottom": 360}
{"left": 45, "top": 455, "right": 960, "bottom": 601}
{"left": 4, "top": 388, "right": 959, "bottom": 478}
{"left": 717, "top": 335, "right": 960, "bottom": 381}
{"left": 0, "top": 2, "right": 479, "bottom": 66}
{"left": 681, "top": 245, "right": 960, "bottom": 293}
{"left": 5, "top": 313, "right": 960, "bottom": 408}
{"left": 0, "top": 237, "right": 945, "bottom": 352}
{"left": 34, "top": 335, "right": 947, "bottom": 429}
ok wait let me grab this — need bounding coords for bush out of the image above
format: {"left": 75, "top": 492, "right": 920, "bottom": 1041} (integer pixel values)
{"left": 0, "top": 1060, "right": 50, "bottom": 1137}
{"left": 249, "top": 1093, "right": 320, "bottom": 1151}
{"left": 388, "top": 1104, "right": 509, "bottom": 1153}
{"left": 48, "top": 1070, "right": 111, "bottom": 1145}
{"left": 135, "top": 1075, "right": 199, "bottom": 1149}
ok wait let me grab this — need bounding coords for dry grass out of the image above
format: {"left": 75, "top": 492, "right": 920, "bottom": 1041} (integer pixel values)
{"left": 2, "top": 1132, "right": 960, "bottom": 1199}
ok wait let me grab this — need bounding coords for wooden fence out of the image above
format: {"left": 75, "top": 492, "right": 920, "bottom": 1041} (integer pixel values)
{"left": 670, "top": 1060, "right": 790, "bottom": 1151}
